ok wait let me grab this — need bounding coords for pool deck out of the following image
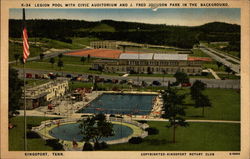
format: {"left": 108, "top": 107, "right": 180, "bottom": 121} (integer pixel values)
{"left": 32, "top": 117, "right": 148, "bottom": 151}
{"left": 30, "top": 91, "right": 163, "bottom": 120}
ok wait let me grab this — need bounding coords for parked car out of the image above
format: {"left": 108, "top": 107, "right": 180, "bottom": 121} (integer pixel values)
{"left": 112, "top": 79, "right": 118, "bottom": 84}
{"left": 26, "top": 73, "right": 32, "bottom": 78}
{"left": 35, "top": 74, "right": 41, "bottom": 79}
{"left": 151, "top": 81, "right": 161, "bottom": 86}
{"left": 141, "top": 81, "right": 148, "bottom": 87}
{"left": 104, "top": 79, "right": 112, "bottom": 83}
{"left": 119, "top": 80, "right": 127, "bottom": 84}
{"left": 181, "top": 82, "right": 192, "bottom": 87}
{"left": 66, "top": 74, "right": 72, "bottom": 78}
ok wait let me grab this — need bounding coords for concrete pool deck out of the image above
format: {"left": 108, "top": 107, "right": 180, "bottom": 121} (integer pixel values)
{"left": 30, "top": 91, "right": 163, "bottom": 119}
{"left": 32, "top": 117, "right": 148, "bottom": 151}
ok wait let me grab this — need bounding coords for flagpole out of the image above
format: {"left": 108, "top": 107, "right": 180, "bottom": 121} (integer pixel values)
{"left": 23, "top": 62, "right": 27, "bottom": 151}
{"left": 22, "top": 8, "right": 28, "bottom": 151}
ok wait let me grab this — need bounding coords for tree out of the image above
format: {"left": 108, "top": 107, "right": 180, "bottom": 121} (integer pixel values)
{"left": 174, "top": 71, "right": 189, "bottom": 85}
{"left": 58, "top": 53, "right": 63, "bottom": 59}
{"left": 194, "top": 94, "right": 211, "bottom": 117}
{"left": 9, "top": 68, "right": 23, "bottom": 116}
{"left": 162, "top": 70, "right": 166, "bottom": 85}
{"left": 190, "top": 80, "right": 206, "bottom": 100}
{"left": 39, "top": 53, "right": 45, "bottom": 61}
{"left": 87, "top": 54, "right": 91, "bottom": 62}
{"left": 49, "top": 58, "right": 55, "bottom": 68}
{"left": 14, "top": 53, "right": 20, "bottom": 65}
{"left": 190, "top": 80, "right": 211, "bottom": 117}
{"left": 216, "top": 62, "right": 223, "bottom": 70}
{"left": 162, "top": 87, "right": 188, "bottom": 143}
{"left": 19, "top": 56, "right": 24, "bottom": 65}
{"left": 79, "top": 114, "right": 114, "bottom": 150}
{"left": 57, "top": 60, "right": 64, "bottom": 70}
{"left": 80, "top": 56, "right": 86, "bottom": 64}
{"left": 225, "top": 66, "right": 232, "bottom": 78}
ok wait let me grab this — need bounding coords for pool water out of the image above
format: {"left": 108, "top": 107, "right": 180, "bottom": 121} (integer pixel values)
{"left": 49, "top": 122, "right": 133, "bottom": 142}
{"left": 77, "top": 93, "right": 157, "bottom": 115}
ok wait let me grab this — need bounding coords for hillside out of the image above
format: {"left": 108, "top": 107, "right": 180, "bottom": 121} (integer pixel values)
{"left": 9, "top": 19, "right": 240, "bottom": 49}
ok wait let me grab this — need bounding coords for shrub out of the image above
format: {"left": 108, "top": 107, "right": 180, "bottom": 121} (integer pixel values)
{"left": 82, "top": 142, "right": 93, "bottom": 151}
{"left": 45, "top": 139, "right": 63, "bottom": 150}
{"left": 100, "top": 141, "right": 108, "bottom": 149}
{"left": 27, "top": 124, "right": 38, "bottom": 129}
{"left": 26, "top": 131, "right": 40, "bottom": 138}
{"left": 137, "top": 120, "right": 147, "bottom": 124}
{"left": 128, "top": 137, "right": 143, "bottom": 144}
{"left": 94, "top": 142, "right": 101, "bottom": 150}
{"left": 201, "top": 72, "right": 209, "bottom": 76}
{"left": 145, "top": 127, "right": 159, "bottom": 135}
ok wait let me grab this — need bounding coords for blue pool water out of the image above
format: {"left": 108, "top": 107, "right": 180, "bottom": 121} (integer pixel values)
{"left": 49, "top": 123, "right": 133, "bottom": 142}
{"left": 76, "top": 93, "right": 157, "bottom": 115}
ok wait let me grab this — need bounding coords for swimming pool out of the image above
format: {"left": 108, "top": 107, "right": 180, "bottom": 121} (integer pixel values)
{"left": 76, "top": 93, "right": 157, "bottom": 115}
{"left": 49, "top": 122, "right": 133, "bottom": 142}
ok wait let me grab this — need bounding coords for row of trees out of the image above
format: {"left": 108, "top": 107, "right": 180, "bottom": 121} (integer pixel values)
{"left": 9, "top": 19, "right": 240, "bottom": 49}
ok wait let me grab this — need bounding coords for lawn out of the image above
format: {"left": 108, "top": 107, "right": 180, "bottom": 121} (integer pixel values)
{"left": 71, "top": 37, "right": 100, "bottom": 46}
{"left": 11, "top": 57, "right": 215, "bottom": 79}
{"left": 9, "top": 116, "right": 60, "bottom": 151}
{"left": 9, "top": 42, "right": 43, "bottom": 61}
{"left": 217, "top": 73, "right": 240, "bottom": 80}
{"left": 180, "top": 88, "right": 240, "bottom": 121}
{"left": 9, "top": 117, "right": 240, "bottom": 151}
{"left": 202, "top": 62, "right": 226, "bottom": 72}
{"left": 203, "top": 42, "right": 240, "bottom": 59}
{"left": 106, "top": 121, "right": 240, "bottom": 151}
{"left": 26, "top": 79, "right": 50, "bottom": 87}
{"left": 9, "top": 37, "right": 99, "bottom": 61}
{"left": 190, "top": 48, "right": 210, "bottom": 57}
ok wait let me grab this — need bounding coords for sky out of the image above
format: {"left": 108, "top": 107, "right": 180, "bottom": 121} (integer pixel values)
{"left": 9, "top": 8, "right": 240, "bottom": 26}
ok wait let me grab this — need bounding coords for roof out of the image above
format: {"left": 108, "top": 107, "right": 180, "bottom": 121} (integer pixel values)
{"left": 119, "top": 53, "right": 154, "bottom": 60}
{"left": 153, "top": 54, "right": 188, "bottom": 60}
{"left": 188, "top": 57, "right": 212, "bottom": 61}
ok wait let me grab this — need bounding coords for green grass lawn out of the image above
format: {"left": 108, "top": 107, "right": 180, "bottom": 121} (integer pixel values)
{"left": 9, "top": 37, "right": 101, "bottom": 61}
{"left": 9, "top": 42, "right": 43, "bottom": 61}
{"left": 11, "top": 57, "right": 215, "bottom": 79}
{"left": 71, "top": 37, "right": 100, "bottom": 46}
{"left": 180, "top": 88, "right": 240, "bottom": 121}
{"left": 203, "top": 42, "right": 240, "bottom": 59}
{"left": 9, "top": 116, "right": 60, "bottom": 151}
{"left": 202, "top": 62, "right": 226, "bottom": 72}
{"left": 106, "top": 121, "right": 240, "bottom": 151}
{"left": 191, "top": 48, "right": 210, "bottom": 57}
{"left": 217, "top": 73, "right": 240, "bottom": 80}
{"left": 9, "top": 117, "right": 240, "bottom": 151}
{"left": 26, "top": 79, "right": 50, "bottom": 87}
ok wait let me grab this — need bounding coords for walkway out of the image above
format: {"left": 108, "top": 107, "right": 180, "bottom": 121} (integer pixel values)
{"left": 208, "top": 68, "right": 221, "bottom": 80}
{"left": 18, "top": 110, "right": 240, "bottom": 124}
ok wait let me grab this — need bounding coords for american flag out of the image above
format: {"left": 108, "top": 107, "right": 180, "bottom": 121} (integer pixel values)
{"left": 22, "top": 27, "right": 30, "bottom": 63}
{"left": 22, "top": 8, "right": 29, "bottom": 63}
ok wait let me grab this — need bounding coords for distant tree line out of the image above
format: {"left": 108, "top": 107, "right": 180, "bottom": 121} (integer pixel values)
{"left": 9, "top": 19, "right": 240, "bottom": 49}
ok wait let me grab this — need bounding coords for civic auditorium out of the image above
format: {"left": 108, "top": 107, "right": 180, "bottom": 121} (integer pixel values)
{"left": 92, "top": 53, "right": 203, "bottom": 75}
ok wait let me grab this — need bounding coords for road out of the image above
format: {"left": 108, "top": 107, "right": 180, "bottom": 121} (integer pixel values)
{"left": 199, "top": 44, "right": 240, "bottom": 74}
{"left": 15, "top": 68, "right": 240, "bottom": 89}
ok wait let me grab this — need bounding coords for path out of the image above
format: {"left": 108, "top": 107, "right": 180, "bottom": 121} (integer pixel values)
{"left": 17, "top": 110, "right": 240, "bottom": 124}
{"left": 208, "top": 68, "right": 221, "bottom": 80}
